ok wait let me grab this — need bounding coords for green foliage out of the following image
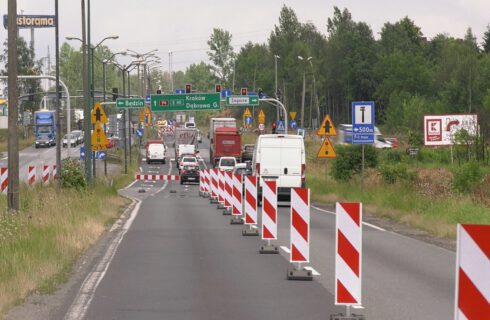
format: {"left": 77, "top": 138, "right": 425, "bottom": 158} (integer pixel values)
{"left": 384, "top": 149, "right": 404, "bottom": 163}
{"left": 378, "top": 163, "right": 415, "bottom": 184}
{"left": 331, "top": 145, "right": 378, "bottom": 181}
{"left": 408, "top": 130, "right": 423, "bottom": 147}
{"left": 61, "top": 159, "right": 86, "bottom": 191}
{"left": 184, "top": 62, "right": 216, "bottom": 92}
{"left": 452, "top": 161, "right": 483, "bottom": 193}
{"left": 416, "top": 147, "right": 451, "bottom": 164}
{"left": 207, "top": 28, "right": 235, "bottom": 85}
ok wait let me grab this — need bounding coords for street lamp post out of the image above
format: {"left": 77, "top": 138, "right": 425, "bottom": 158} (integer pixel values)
{"left": 297, "top": 56, "right": 312, "bottom": 129}
{"left": 274, "top": 54, "right": 280, "bottom": 121}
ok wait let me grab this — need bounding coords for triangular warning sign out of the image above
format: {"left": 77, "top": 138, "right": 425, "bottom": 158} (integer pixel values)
{"left": 317, "top": 115, "right": 336, "bottom": 136}
{"left": 244, "top": 107, "right": 252, "bottom": 117}
{"left": 91, "top": 102, "right": 108, "bottom": 124}
{"left": 317, "top": 137, "right": 336, "bottom": 158}
{"left": 91, "top": 122, "right": 109, "bottom": 151}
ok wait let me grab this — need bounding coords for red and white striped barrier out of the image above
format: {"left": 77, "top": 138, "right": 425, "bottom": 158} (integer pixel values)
{"left": 52, "top": 165, "right": 57, "bottom": 181}
{"left": 262, "top": 180, "right": 277, "bottom": 240}
{"left": 199, "top": 171, "right": 205, "bottom": 193}
{"left": 28, "top": 166, "right": 36, "bottom": 186}
{"left": 1, "top": 167, "right": 7, "bottom": 194}
{"left": 244, "top": 176, "right": 258, "bottom": 225}
{"left": 42, "top": 165, "right": 50, "bottom": 185}
{"left": 210, "top": 169, "right": 218, "bottom": 199}
{"left": 204, "top": 169, "right": 210, "bottom": 195}
{"left": 232, "top": 173, "right": 242, "bottom": 215}
{"left": 218, "top": 170, "right": 225, "bottom": 204}
{"left": 224, "top": 171, "right": 233, "bottom": 208}
{"left": 135, "top": 174, "right": 180, "bottom": 181}
{"left": 335, "top": 202, "right": 362, "bottom": 306}
{"left": 290, "top": 188, "right": 310, "bottom": 263}
{"left": 455, "top": 224, "right": 490, "bottom": 319}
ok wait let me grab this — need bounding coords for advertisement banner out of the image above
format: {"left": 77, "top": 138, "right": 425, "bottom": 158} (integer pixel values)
{"left": 424, "top": 114, "right": 478, "bottom": 146}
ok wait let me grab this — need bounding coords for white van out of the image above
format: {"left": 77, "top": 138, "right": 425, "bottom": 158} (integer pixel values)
{"left": 252, "top": 134, "right": 305, "bottom": 202}
{"left": 146, "top": 143, "right": 166, "bottom": 164}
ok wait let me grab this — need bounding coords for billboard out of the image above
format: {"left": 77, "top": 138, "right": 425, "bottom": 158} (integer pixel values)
{"left": 3, "top": 15, "right": 56, "bottom": 29}
{"left": 424, "top": 114, "right": 478, "bottom": 146}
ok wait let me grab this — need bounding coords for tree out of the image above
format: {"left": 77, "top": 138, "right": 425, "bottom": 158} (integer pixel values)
{"left": 483, "top": 24, "right": 490, "bottom": 53}
{"left": 207, "top": 28, "right": 235, "bottom": 86}
{"left": 184, "top": 62, "right": 216, "bottom": 92}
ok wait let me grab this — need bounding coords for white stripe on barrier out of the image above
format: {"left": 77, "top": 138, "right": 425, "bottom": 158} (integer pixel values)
{"left": 290, "top": 188, "right": 310, "bottom": 263}
{"left": 244, "top": 176, "right": 257, "bottom": 225}
{"left": 232, "top": 173, "right": 242, "bottom": 215}
{"left": 211, "top": 169, "right": 218, "bottom": 198}
{"left": 261, "top": 180, "right": 277, "bottom": 240}
{"left": 1, "top": 167, "right": 7, "bottom": 194}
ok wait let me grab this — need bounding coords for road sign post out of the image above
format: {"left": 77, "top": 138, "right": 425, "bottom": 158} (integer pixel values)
{"left": 352, "top": 102, "right": 375, "bottom": 189}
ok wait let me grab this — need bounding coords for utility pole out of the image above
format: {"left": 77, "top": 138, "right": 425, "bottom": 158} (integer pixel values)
{"left": 301, "top": 70, "right": 305, "bottom": 129}
{"left": 55, "top": 0, "right": 61, "bottom": 187}
{"left": 7, "top": 0, "right": 19, "bottom": 211}
{"left": 82, "top": 0, "right": 91, "bottom": 183}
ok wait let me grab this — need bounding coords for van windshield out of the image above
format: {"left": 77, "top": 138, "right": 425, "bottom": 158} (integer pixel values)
{"left": 149, "top": 144, "right": 165, "bottom": 152}
{"left": 220, "top": 159, "right": 235, "bottom": 167}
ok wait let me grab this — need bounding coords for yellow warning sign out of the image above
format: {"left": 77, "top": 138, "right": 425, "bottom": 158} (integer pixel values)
{"left": 144, "top": 106, "right": 152, "bottom": 126}
{"left": 91, "top": 122, "right": 109, "bottom": 151}
{"left": 244, "top": 107, "right": 252, "bottom": 117}
{"left": 317, "top": 115, "right": 337, "bottom": 136}
{"left": 90, "top": 102, "right": 108, "bottom": 124}
{"left": 258, "top": 110, "right": 265, "bottom": 124}
{"left": 289, "top": 111, "right": 297, "bottom": 121}
{"left": 317, "top": 137, "right": 336, "bottom": 158}
{"left": 139, "top": 110, "right": 145, "bottom": 123}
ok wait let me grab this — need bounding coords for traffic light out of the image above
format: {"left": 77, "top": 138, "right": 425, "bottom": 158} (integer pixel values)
{"left": 185, "top": 83, "right": 191, "bottom": 93}
{"left": 112, "top": 88, "right": 118, "bottom": 101}
{"left": 156, "top": 89, "right": 162, "bottom": 94}
{"left": 215, "top": 84, "right": 221, "bottom": 93}
{"left": 241, "top": 87, "right": 247, "bottom": 96}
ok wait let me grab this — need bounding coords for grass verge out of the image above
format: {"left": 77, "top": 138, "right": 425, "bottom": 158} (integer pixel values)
{"left": 0, "top": 160, "right": 139, "bottom": 318}
{"left": 0, "top": 128, "right": 35, "bottom": 154}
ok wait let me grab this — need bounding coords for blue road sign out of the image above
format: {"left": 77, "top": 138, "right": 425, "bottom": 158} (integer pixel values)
{"left": 80, "top": 146, "right": 85, "bottom": 160}
{"left": 352, "top": 101, "right": 375, "bottom": 144}
{"left": 80, "top": 147, "right": 107, "bottom": 160}
{"left": 290, "top": 120, "right": 297, "bottom": 129}
{"left": 175, "top": 89, "right": 185, "bottom": 94}
{"left": 167, "top": 119, "right": 173, "bottom": 126}
{"left": 221, "top": 89, "right": 232, "bottom": 98}
{"left": 136, "top": 128, "right": 143, "bottom": 137}
{"left": 245, "top": 116, "right": 252, "bottom": 125}
{"left": 145, "top": 95, "right": 151, "bottom": 102}
{"left": 276, "top": 120, "right": 285, "bottom": 133}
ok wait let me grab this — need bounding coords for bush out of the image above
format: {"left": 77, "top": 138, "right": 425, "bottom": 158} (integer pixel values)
{"left": 331, "top": 145, "right": 378, "bottom": 181}
{"left": 61, "top": 158, "right": 87, "bottom": 191}
{"left": 383, "top": 149, "right": 403, "bottom": 163}
{"left": 452, "top": 161, "right": 483, "bottom": 193}
{"left": 378, "top": 163, "right": 415, "bottom": 184}
{"left": 408, "top": 130, "right": 423, "bottom": 147}
{"left": 416, "top": 147, "right": 451, "bottom": 164}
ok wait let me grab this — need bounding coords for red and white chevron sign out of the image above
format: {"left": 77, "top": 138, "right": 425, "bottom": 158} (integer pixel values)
{"left": 42, "top": 165, "right": 50, "bottom": 185}
{"left": 290, "top": 188, "right": 310, "bottom": 263}
{"left": 232, "top": 173, "right": 242, "bottom": 215}
{"left": 218, "top": 170, "right": 225, "bottom": 204}
{"left": 204, "top": 169, "right": 210, "bottom": 194}
{"left": 261, "top": 180, "right": 277, "bottom": 240}
{"left": 1, "top": 167, "right": 7, "bottom": 194}
{"left": 224, "top": 171, "right": 233, "bottom": 208}
{"left": 135, "top": 174, "right": 180, "bottom": 181}
{"left": 455, "top": 224, "right": 490, "bottom": 319}
{"left": 199, "top": 171, "right": 204, "bottom": 192}
{"left": 335, "top": 202, "right": 362, "bottom": 306}
{"left": 244, "top": 176, "right": 258, "bottom": 225}
{"left": 210, "top": 169, "right": 218, "bottom": 198}
{"left": 28, "top": 166, "right": 36, "bottom": 186}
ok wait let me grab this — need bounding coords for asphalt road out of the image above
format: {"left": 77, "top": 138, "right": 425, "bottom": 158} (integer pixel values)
{"left": 60, "top": 135, "right": 456, "bottom": 320}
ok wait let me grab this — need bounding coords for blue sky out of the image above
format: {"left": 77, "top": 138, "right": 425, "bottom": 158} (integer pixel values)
{"left": 1, "top": 0, "right": 489, "bottom": 72}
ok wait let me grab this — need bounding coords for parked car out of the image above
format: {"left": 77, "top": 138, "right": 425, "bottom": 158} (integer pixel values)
{"left": 218, "top": 157, "right": 236, "bottom": 172}
{"left": 180, "top": 164, "right": 200, "bottom": 184}
{"left": 107, "top": 136, "right": 119, "bottom": 149}
{"left": 386, "top": 137, "right": 399, "bottom": 149}
{"left": 71, "top": 130, "right": 83, "bottom": 145}
{"left": 241, "top": 144, "right": 255, "bottom": 162}
{"left": 146, "top": 140, "right": 166, "bottom": 164}
{"left": 253, "top": 134, "right": 305, "bottom": 202}
{"left": 62, "top": 134, "right": 77, "bottom": 148}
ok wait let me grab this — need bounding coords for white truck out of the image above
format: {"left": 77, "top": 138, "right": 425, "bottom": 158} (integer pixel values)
{"left": 174, "top": 127, "right": 197, "bottom": 163}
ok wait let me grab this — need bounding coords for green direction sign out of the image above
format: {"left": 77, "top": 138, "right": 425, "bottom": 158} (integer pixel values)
{"left": 151, "top": 93, "right": 220, "bottom": 112}
{"left": 226, "top": 95, "right": 259, "bottom": 106}
{"left": 116, "top": 98, "right": 145, "bottom": 109}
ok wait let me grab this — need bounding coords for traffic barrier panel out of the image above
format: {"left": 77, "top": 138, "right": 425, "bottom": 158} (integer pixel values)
{"left": 42, "top": 165, "right": 50, "bottom": 185}
{"left": 28, "top": 165, "right": 36, "bottom": 186}
{"left": 230, "top": 173, "right": 244, "bottom": 224}
{"left": 1, "top": 167, "right": 7, "bottom": 194}
{"left": 199, "top": 170, "right": 205, "bottom": 194}
{"left": 260, "top": 179, "right": 278, "bottom": 254}
{"left": 204, "top": 169, "right": 211, "bottom": 195}
{"left": 217, "top": 170, "right": 225, "bottom": 209}
{"left": 335, "top": 202, "right": 363, "bottom": 311}
{"left": 243, "top": 175, "right": 259, "bottom": 236}
{"left": 210, "top": 169, "right": 218, "bottom": 201}
{"left": 135, "top": 174, "right": 180, "bottom": 181}
{"left": 454, "top": 224, "right": 490, "bottom": 319}
{"left": 52, "top": 165, "right": 57, "bottom": 181}
{"left": 287, "top": 188, "right": 312, "bottom": 280}
{"left": 224, "top": 171, "right": 233, "bottom": 208}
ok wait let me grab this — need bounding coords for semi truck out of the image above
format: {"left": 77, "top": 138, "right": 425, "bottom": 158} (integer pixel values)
{"left": 174, "top": 127, "right": 197, "bottom": 162}
{"left": 208, "top": 117, "right": 236, "bottom": 142}
{"left": 34, "top": 110, "right": 56, "bottom": 148}
{"left": 210, "top": 127, "right": 241, "bottom": 167}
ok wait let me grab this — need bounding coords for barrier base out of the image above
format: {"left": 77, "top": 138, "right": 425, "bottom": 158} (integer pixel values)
{"left": 210, "top": 198, "right": 218, "bottom": 204}
{"left": 203, "top": 193, "right": 210, "bottom": 198}
{"left": 199, "top": 191, "right": 204, "bottom": 197}
{"left": 138, "top": 189, "right": 146, "bottom": 193}
{"left": 287, "top": 268, "right": 313, "bottom": 281}
{"left": 242, "top": 228, "right": 259, "bottom": 236}
{"left": 169, "top": 189, "right": 177, "bottom": 194}
{"left": 230, "top": 217, "right": 244, "bottom": 224}
{"left": 222, "top": 209, "right": 232, "bottom": 216}
{"left": 260, "top": 244, "right": 279, "bottom": 254}
{"left": 217, "top": 203, "right": 225, "bottom": 209}
{"left": 329, "top": 314, "right": 365, "bottom": 320}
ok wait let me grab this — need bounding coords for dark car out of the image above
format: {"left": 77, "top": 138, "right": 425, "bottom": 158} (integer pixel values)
{"left": 241, "top": 144, "right": 254, "bottom": 162}
{"left": 180, "top": 164, "right": 200, "bottom": 185}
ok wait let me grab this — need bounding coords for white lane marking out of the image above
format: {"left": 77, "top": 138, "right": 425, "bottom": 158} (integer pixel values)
{"left": 304, "top": 266, "right": 321, "bottom": 276}
{"left": 139, "top": 167, "right": 142, "bottom": 172}
{"left": 311, "top": 205, "right": 386, "bottom": 232}
{"left": 152, "top": 160, "right": 173, "bottom": 196}
{"left": 64, "top": 199, "right": 142, "bottom": 320}
{"left": 123, "top": 180, "right": 138, "bottom": 190}
{"left": 280, "top": 246, "right": 291, "bottom": 254}
{"left": 352, "top": 305, "right": 365, "bottom": 309}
